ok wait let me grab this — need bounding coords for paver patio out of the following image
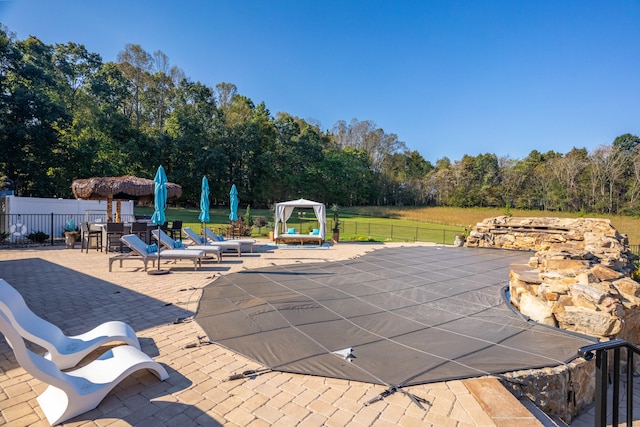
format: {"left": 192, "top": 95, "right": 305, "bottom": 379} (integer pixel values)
{"left": 0, "top": 241, "right": 601, "bottom": 426}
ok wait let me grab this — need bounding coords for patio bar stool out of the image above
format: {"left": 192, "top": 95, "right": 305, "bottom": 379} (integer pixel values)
{"left": 131, "top": 221, "right": 149, "bottom": 244}
{"left": 168, "top": 220, "right": 182, "bottom": 241}
{"left": 80, "top": 222, "right": 102, "bottom": 253}
{"left": 105, "top": 222, "right": 125, "bottom": 253}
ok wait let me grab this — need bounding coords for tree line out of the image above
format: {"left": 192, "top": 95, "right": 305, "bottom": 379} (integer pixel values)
{"left": 1, "top": 25, "right": 639, "bottom": 216}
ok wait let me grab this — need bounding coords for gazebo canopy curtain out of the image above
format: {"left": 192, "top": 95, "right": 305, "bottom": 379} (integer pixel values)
{"left": 274, "top": 198, "right": 326, "bottom": 241}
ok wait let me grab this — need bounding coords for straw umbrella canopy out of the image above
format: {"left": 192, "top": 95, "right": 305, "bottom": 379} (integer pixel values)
{"left": 71, "top": 175, "right": 182, "bottom": 222}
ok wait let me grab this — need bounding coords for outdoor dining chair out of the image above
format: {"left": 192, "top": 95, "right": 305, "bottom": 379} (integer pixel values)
{"left": 81, "top": 221, "right": 102, "bottom": 253}
{"left": 131, "top": 221, "right": 150, "bottom": 243}
{"left": 105, "top": 222, "right": 125, "bottom": 253}
{"left": 167, "top": 220, "right": 183, "bottom": 240}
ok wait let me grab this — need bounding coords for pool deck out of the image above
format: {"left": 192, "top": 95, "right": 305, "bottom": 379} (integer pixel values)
{"left": 0, "top": 241, "right": 600, "bottom": 426}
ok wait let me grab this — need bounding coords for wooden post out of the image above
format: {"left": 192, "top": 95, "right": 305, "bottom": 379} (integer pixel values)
{"left": 106, "top": 196, "right": 113, "bottom": 222}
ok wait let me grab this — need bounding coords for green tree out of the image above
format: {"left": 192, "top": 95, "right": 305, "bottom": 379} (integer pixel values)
{"left": 0, "top": 34, "right": 70, "bottom": 196}
{"left": 116, "top": 44, "right": 153, "bottom": 130}
{"left": 53, "top": 42, "right": 102, "bottom": 110}
{"left": 318, "top": 148, "right": 377, "bottom": 206}
{"left": 165, "top": 79, "right": 224, "bottom": 203}
{"left": 613, "top": 133, "right": 640, "bottom": 152}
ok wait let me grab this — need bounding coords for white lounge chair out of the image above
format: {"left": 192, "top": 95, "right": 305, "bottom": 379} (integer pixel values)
{"left": 111, "top": 234, "right": 206, "bottom": 272}
{"left": 184, "top": 227, "right": 248, "bottom": 255}
{"left": 152, "top": 228, "right": 227, "bottom": 259}
{"left": 0, "top": 310, "right": 168, "bottom": 426}
{"left": 182, "top": 226, "right": 208, "bottom": 245}
{"left": 203, "top": 228, "right": 256, "bottom": 253}
{"left": 0, "top": 278, "right": 140, "bottom": 370}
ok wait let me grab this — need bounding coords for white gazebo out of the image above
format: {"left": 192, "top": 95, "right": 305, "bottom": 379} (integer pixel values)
{"left": 274, "top": 198, "right": 326, "bottom": 243}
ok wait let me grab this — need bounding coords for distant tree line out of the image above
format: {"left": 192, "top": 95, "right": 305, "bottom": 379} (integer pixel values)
{"left": 1, "top": 25, "right": 639, "bottom": 215}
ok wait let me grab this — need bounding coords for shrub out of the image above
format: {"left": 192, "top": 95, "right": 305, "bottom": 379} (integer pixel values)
{"left": 27, "top": 231, "right": 49, "bottom": 243}
{"left": 253, "top": 216, "right": 268, "bottom": 228}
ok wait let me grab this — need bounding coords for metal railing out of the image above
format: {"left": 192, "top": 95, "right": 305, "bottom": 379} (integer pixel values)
{"left": 2, "top": 214, "right": 640, "bottom": 249}
{"left": 0, "top": 213, "right": 136, "bottom": 247}
{"left": 578, "top": 339, "right": 640, "bottom": 427}
{"left": 283, "top": 218, "right": 465, "bottom": 245}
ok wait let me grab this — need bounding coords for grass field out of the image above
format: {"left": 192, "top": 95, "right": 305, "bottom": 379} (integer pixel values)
{"left": 344, "top": 206, "right": 640, "bottom": 245}
{"left": 137, "top": 205, "right": 640, "bottom": 245}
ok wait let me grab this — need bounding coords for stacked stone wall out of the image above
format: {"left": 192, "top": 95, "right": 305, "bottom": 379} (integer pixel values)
{"left": 465, "top": 216, "right": 639, "bottom": 421}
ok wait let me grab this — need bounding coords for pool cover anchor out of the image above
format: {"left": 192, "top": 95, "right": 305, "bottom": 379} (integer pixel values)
{"left": 364, "top": 385, "right": 430, "bottom": 411}
{"left": 226, "top": 368, "right": 272, "bottom": 381}
{"left": 332, "top": 347, "right": 355, "bottom": 362}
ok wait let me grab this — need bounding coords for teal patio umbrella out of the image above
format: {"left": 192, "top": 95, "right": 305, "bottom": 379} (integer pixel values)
{"left": 229, "top": 184, "right": 239, "bottom": 221}
{"left": 149, "top": 166, "right": 170, "bottom": 275}
{"left": 198, "top": 176, "right": 210, "bottom": 244}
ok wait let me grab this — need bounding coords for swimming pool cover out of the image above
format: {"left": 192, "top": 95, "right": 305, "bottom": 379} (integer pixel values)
{"left": 195, "top": 246, "right": 595, "bottom": 387}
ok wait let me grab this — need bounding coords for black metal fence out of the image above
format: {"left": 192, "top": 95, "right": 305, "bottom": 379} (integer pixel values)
{"left": 335, "top": 220, "right": 464, "bottom": 245}
{"left": 278, "top": 218, "right": 465, "bottom": 245}
{"left": 2, "top": 214, "right": 640, "bottom": 251}
{"left": 0, "top": 213, "right": 136, "bottom": 247}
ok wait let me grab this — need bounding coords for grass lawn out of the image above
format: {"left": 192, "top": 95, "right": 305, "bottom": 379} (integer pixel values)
{"left": 345, "top": 206, "right": 640, "bottom": 245}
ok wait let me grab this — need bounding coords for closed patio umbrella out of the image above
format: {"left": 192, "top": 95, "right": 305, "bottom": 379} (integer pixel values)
{"left": 229, "top": 184, "right": 238, "bottom": 222}
{"left": 198, "top": 176, "right": 210, "bottom": 245}
{"left": 149, "top": 166, "right": 170, "bottom": 275}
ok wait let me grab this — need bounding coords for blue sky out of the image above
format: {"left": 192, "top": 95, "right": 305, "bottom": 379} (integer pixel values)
{"left": 2, "top": 0, "right": 639, "bottom": 163}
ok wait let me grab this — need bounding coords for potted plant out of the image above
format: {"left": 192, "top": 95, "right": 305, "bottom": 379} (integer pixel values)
{"left": 268, "top": 204, "right": 276, "bottom": 241}
{"left": 331, "top": 204, "right": 340, "bottom": 243}
{"left": 63, "top": 218, "right": 80, "bottom": 249}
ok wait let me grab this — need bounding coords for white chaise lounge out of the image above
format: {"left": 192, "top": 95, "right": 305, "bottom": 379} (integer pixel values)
{"left": 152, "top": 228, "right": 228, "bottom": 259}
{"left": 110, "top": 234, "right": 206, "bottom": 271}
{"left": 203, "top": 228, "right": 256, "bottom": 253}
{"left": 0, "top": 278, "right": 140, "bottom": 370}
{"left": 0, "top": 310, "right": 168, "bottom": 425}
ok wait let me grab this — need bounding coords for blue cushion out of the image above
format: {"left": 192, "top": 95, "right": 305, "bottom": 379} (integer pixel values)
{"left": 146, "top": 244, "right": 158, "bottom": 253}
{"left": 174, "top": 240, "right": 182, "bottom": 248}
{"left": 312, "top": 229, "right": 320, "bottom": 235}
{"left": 287, "top": 228, "right": 296, "bottom": 234}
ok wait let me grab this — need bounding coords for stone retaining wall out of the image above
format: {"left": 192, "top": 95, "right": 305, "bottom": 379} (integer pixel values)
{"left": 465, "top": 216, "right": 639, "bottom": 421}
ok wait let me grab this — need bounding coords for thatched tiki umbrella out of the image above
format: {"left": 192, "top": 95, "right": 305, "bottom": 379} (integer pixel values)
{"left": 71, "top": 176, "right": 182, "bottom": 222}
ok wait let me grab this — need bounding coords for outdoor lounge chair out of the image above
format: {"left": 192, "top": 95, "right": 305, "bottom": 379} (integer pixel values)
{"left": 110, "top": 234, "right": 206, "bottom": 272}
{"left": 184, "top": 227, "right": 252, "bottom": 254}
{"left": 152, "top": 229, "right": 227, "bottom": 259}
{"left": 203, "top": 228, "right": 256, "bottom": 253}
{"left": 0, "top": 310, "right": 168, "bottom": 426}
{"left": 0, "top": 278, "right": 140, "bottom": 370}
{"left": 182, "top": 226, "right": 207, "bottom": 245}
